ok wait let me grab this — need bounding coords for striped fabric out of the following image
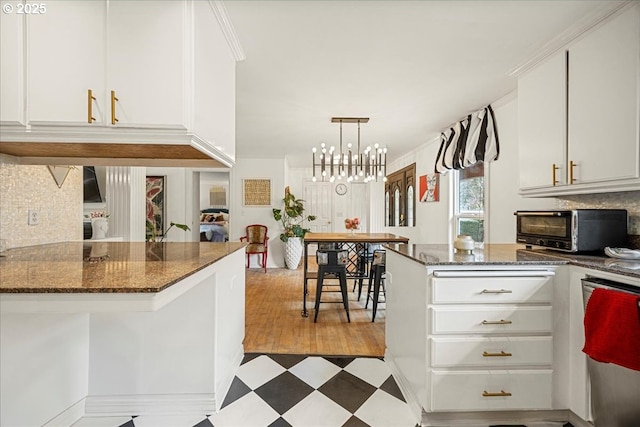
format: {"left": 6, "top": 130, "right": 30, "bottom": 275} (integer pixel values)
{"left": 434, "top": 104, "right": 499, "bottom": 173}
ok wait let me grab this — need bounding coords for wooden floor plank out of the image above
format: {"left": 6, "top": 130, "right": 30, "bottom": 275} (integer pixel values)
{"left": 243, "top": 257, "right": 386, "bottom": 357}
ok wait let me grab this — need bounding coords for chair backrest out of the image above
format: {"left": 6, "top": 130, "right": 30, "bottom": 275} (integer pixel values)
{"left": 245, "top": 224, "right": 268, "bottom": 244}
{"left": 316, "top": 249, "right": 348, "bottom": 266}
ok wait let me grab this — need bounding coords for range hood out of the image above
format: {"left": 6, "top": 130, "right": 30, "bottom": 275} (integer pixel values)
{"left": 0, "top": 123, "right": 233, "bottom": 168}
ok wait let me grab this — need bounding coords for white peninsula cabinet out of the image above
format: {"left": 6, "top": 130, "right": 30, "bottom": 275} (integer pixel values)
{"left": 385, "top": 248, "right": 569, "bottom": 426}
{"left": 517, "top": 3, "right": 640, "bottom": 196}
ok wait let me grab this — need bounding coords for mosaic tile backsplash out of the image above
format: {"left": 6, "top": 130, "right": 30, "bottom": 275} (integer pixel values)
{"left": 0, "top": 155, "right": 82, "bottom": 249}
{"left": 557, "top": 191, "right": 640, "bottom": 248}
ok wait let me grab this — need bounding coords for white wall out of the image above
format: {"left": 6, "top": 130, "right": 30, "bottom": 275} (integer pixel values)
{"left": 230, "top": 158, "right": 286, "bottom": 268}
{"left": 200, "top": 171, "right": 230, "bottom": 210}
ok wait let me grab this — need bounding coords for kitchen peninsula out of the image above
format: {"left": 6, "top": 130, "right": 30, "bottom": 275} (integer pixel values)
{"left": 0, "top": 241, "right": 246, "bottom": 427}
{"left": 384, "top": 243, "right": 640, "bottom": 427}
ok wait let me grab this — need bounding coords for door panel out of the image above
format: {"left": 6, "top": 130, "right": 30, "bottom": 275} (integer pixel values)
{"left": 304, "top": 181, "right": 331, "bottom": 232}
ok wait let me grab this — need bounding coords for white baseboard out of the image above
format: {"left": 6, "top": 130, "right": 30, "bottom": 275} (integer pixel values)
{"left": 384, "top": 349, "right": 422, "bottom": 425}
{"left": 43, "top": 398, "right": 85, "bottom": 427}
{"left": 84, "top": 393, "right": 216, "bottom": 417}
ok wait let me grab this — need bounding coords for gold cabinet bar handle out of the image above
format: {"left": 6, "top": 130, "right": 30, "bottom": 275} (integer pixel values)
{"left": 87, "top": 89, "right": 96, "bottom": 123}
{"left": 482, "top": 390, "right": 512, "bottom": 397}
{"left": 110, "top": 90, "right": 119, "bottom": 125}
{"left": 481, "top": 289, "right": 512, "bottom": 294}
{"left": 569, "top": 160, "right": 577, "bottom": 184}
{"left": 481, "top": 319, "right": 512, "bottom": 325}
{"left": 482, "top": 351, "right": 513, "bottom": 357}
{"left": 552, "top": 163, "right": 559, "bottom": 186}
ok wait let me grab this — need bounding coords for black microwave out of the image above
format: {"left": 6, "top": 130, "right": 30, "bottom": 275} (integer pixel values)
{"left": 515, "top": 209, "right": 628, "bottom": 252}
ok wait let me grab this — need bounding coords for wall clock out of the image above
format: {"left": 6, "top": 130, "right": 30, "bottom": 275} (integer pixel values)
{"left": 335, "top": 183, "right": 348, "bottom": 195}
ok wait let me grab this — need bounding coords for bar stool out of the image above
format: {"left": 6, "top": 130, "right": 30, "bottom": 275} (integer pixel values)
{"left": 354, "top": 243, "right": 383, "bottom": 300}
{"left": 365, "top": 250, "right": 386, "bottom": 322}
{"left": 314, "top": 249, "right": 350, "bottom": 323}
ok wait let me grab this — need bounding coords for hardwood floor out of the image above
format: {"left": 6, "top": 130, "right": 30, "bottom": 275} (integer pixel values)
{"left": 244, "top": 256, "right": 386, "bottom": 357}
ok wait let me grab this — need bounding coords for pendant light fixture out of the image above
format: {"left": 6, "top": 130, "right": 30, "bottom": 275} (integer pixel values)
{"left": 311, "top": 117, "right": 387, "bottom": 183}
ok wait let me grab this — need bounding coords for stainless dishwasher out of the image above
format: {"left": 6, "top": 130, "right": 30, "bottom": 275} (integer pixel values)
{"left": 582, "top": 277, "right": 640, "bottom": 427}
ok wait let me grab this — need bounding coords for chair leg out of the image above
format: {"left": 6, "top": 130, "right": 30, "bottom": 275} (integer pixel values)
{"left": 372, "top": 267, "right": 384, "bottom": 322}
{"left": 246, "top": 254, "right": 249, "bottom": 269}
{"left": 262, "top": 252, "right": 267, "bottom": 273}
{"left": 339, "top": 272, "right": 350, "bottom": 323}
{"left": 314, "top": 273, "right": 324, "bottom": 323}
{"left": 364, "top": 267, "right": 375, "bottom": 308}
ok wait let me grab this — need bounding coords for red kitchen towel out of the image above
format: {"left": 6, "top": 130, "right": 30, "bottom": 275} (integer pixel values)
{"left": 582, "top": 287, "right": 640, "bottom": 371}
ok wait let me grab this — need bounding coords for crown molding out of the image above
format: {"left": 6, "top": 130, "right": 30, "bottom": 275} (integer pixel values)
{"left": 208, "top": 1, "right": 246, "bottom": 62}
{"left": 508, "top": 0, "right": 631, "bottom": 77}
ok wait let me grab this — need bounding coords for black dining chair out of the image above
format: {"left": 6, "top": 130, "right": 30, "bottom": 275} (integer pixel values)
{"left": 314, "top": 248, "right": 350, "bottom": 323}
{"left": 364, "top": 249, "right": 386, "bottom": 322}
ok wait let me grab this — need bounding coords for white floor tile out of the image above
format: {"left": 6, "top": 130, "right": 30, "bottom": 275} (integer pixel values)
{"left": 282, "top": 390, "right": 351, "bottom": 427}
{"left": 130, "top": 414, "right": 207, "bottom": 427}
{"left": 71, "top": 416, "right": 132, "bottom": 427}
{"left": 344, "top": 357, "right": 392, "bottom": 387}
{"left": 208, "top": 391, "right": 280, "bottom": 427}
{"left": 236, "top": 355, "right": 286, "bottom": 389}
{"left": 355, "top": 389, "right": 418, "bottom": 427}
{"left": 288, "top": 356, "right": 342, "bottom": 388}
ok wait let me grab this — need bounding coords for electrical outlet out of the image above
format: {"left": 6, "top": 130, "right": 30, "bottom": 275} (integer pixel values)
{"left": 28, "top": 209, "right": 40, "bottom": 225}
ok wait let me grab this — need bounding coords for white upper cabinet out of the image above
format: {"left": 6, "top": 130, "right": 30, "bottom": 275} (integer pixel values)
{"left": 27, "top": 0, "right": 106, "bottom": 124}
{"left": 0, "top": 7, "right": 25, "bottom": 126}
{"left": 518, "top": 51, "right": 567, "bottom": 190}
{"left": 567, "top": 5, "right": 639, "bottom": 185}
{"left": 106, "top": 1, "right": 185, "bottom": 128}
{"left": 518, "top": 3, "right": 640, "bottom": 196}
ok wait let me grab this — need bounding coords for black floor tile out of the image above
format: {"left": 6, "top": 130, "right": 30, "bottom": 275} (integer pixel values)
{"left": 193, "top": 418, "right": 214, "bottom": 427}
{"left": 323, "top": 355, "right": 356, "bottom": 368}
{"left": 267, "top": 353, "right": 307, "bottom": 369}
{"left": 220, "top": 376, "right": 252, "bottom": 409}
{"left": 379, "top": 375, "right": 405, "bottom": 402}
{"left": 118, "top": 421, "right": 135, "bottom": 427}
{"left": 241, "top": 353, "right": 261, "bottom": 365}
{"left": 254, "top": 371, "right": 314, "bottom": 414}
{"left": 342, "top": 415, "right": 371, "bottom": 427}
{"left": 268, "top": 417, "right": 293, "bottom": 427}
{"left": 318, "top": 370, "right": 377, "bottom": 413}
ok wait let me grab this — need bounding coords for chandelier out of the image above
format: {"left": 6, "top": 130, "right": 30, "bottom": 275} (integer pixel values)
{"left": 311, "top": 117, "right": 387, "bottom": 183}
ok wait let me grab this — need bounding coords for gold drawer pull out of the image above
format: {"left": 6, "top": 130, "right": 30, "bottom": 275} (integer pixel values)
{"left": 483, "top": 351, "right": 512, "bottom": 357}
{"left": 482, "top": 390, "right": 512, "bottom": 397}
{"left": 481, "top": 319, "right": 512, "bottom": 325}
{"left": 552, "top": 163, "right": 559, "bottom": 186}
{"left": 481, "top": 289, "right": 512, "bottom": 294}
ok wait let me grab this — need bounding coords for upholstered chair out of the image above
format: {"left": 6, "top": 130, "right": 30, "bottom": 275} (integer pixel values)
{"left": 240, "top": 224, "right": 269, "bottom": 273}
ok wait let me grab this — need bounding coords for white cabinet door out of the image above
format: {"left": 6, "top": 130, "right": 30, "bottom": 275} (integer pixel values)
{"left": 106, "top": 0, "right": 185, "bottom": 127}
{"left": 518, "top": 51, "right": 567, "bottom": 190}
{"left": 567, "top": 4, "right": 640, "bottom": 184}
{"left": 27, "top": 0, "right": 106, "bottom": 124}
{"left": 193, "top": 0, "right": 236, "bottom": 160}
{"left": 0, "top": 6, "right": 24, "bottom": 125}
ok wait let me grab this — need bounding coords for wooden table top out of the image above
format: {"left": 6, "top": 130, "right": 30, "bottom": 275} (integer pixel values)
{"left": 303, "top": 232, "right": 409, "bottom": 244}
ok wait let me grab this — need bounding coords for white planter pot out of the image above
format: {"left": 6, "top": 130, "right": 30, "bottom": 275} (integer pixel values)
{"left": 284, "top": 237, "right": 303, "bottom": 270}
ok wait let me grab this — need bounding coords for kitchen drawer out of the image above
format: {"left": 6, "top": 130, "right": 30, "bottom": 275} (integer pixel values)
{"left": 430, "top": 305, "right": 552, "bottom": 334}
{"left": 431, "top": 275, "right": 553, "bottom": 304}
{"left": 430, "top": 336, "right": 553, "bottom": 367}
{"left": 430, "top": 369, "right": 553, "bottom": 411}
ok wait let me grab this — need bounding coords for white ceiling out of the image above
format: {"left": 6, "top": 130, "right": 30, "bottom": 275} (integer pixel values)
{"left": 225, "top": 0, "right": 617, "bottom": 168}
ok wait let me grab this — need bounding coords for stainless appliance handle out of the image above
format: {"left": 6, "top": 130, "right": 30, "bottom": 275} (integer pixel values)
{"left": 513, "top": 211, "right": 568, "bottom": 217}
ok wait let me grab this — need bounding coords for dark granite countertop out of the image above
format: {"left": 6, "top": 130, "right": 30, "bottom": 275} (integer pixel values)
{"left": 0, "top": 241, "right": 246, "bottom": 293}
{"left": 384, "top": 243, "right": 640, "bottom": 279}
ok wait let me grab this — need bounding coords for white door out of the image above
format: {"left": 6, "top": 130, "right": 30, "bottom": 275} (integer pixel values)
{"left": 333, "top": 182, "right": 368, "bottom": 232}
{"left": 304, "top": 181, "right": 332, "bottom": 232}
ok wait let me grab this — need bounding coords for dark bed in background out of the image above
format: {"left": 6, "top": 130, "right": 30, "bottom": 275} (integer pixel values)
{"left": 199, "top": 208, "right": 229, "bottom": 242}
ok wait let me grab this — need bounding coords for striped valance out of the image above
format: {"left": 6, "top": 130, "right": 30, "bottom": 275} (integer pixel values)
{"left": 434, "top": 105, "right": 500, "bottom": 173}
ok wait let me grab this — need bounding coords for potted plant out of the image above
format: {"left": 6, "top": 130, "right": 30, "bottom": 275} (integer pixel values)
{"left": 272, "top": 186, "right": 316, "bottom": 269}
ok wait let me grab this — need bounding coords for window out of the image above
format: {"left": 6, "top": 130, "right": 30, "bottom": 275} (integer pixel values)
{"left": 454, "top": 161, "right": 486, "bottom": 243}
{"left": 385, "top": 163, "right": 415, "bottom": 226}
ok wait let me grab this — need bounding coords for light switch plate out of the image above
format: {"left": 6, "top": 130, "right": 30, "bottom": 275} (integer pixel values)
{"left": 28, "top": 209, "right": 39, "bottom": 225}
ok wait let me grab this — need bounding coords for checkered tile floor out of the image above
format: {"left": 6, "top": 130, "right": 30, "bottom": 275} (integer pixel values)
{"left": 72, "top": 353, "right": 418, "bottom": 427}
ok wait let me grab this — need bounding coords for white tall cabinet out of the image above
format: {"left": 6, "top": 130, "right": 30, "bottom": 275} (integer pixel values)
{"left": 0, "top": 6, "right": 25, "bottom": 126}
{"left": 517, "top": 3, "right": 640, "bottom": 196}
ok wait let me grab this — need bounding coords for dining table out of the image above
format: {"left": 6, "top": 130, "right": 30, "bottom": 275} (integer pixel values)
{"left": 301, "top": 232, "right": 409, "bottom": 317}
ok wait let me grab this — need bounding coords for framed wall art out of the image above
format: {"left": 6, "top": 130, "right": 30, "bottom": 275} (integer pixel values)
{"left": 419, "top": 173, "right": 439, "bottom": 202}
{"left": 146, "top": 176, "right": 165, "bottom": 237}
{"left": 243, "top": 179, "right": 271, "bottom": 206}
